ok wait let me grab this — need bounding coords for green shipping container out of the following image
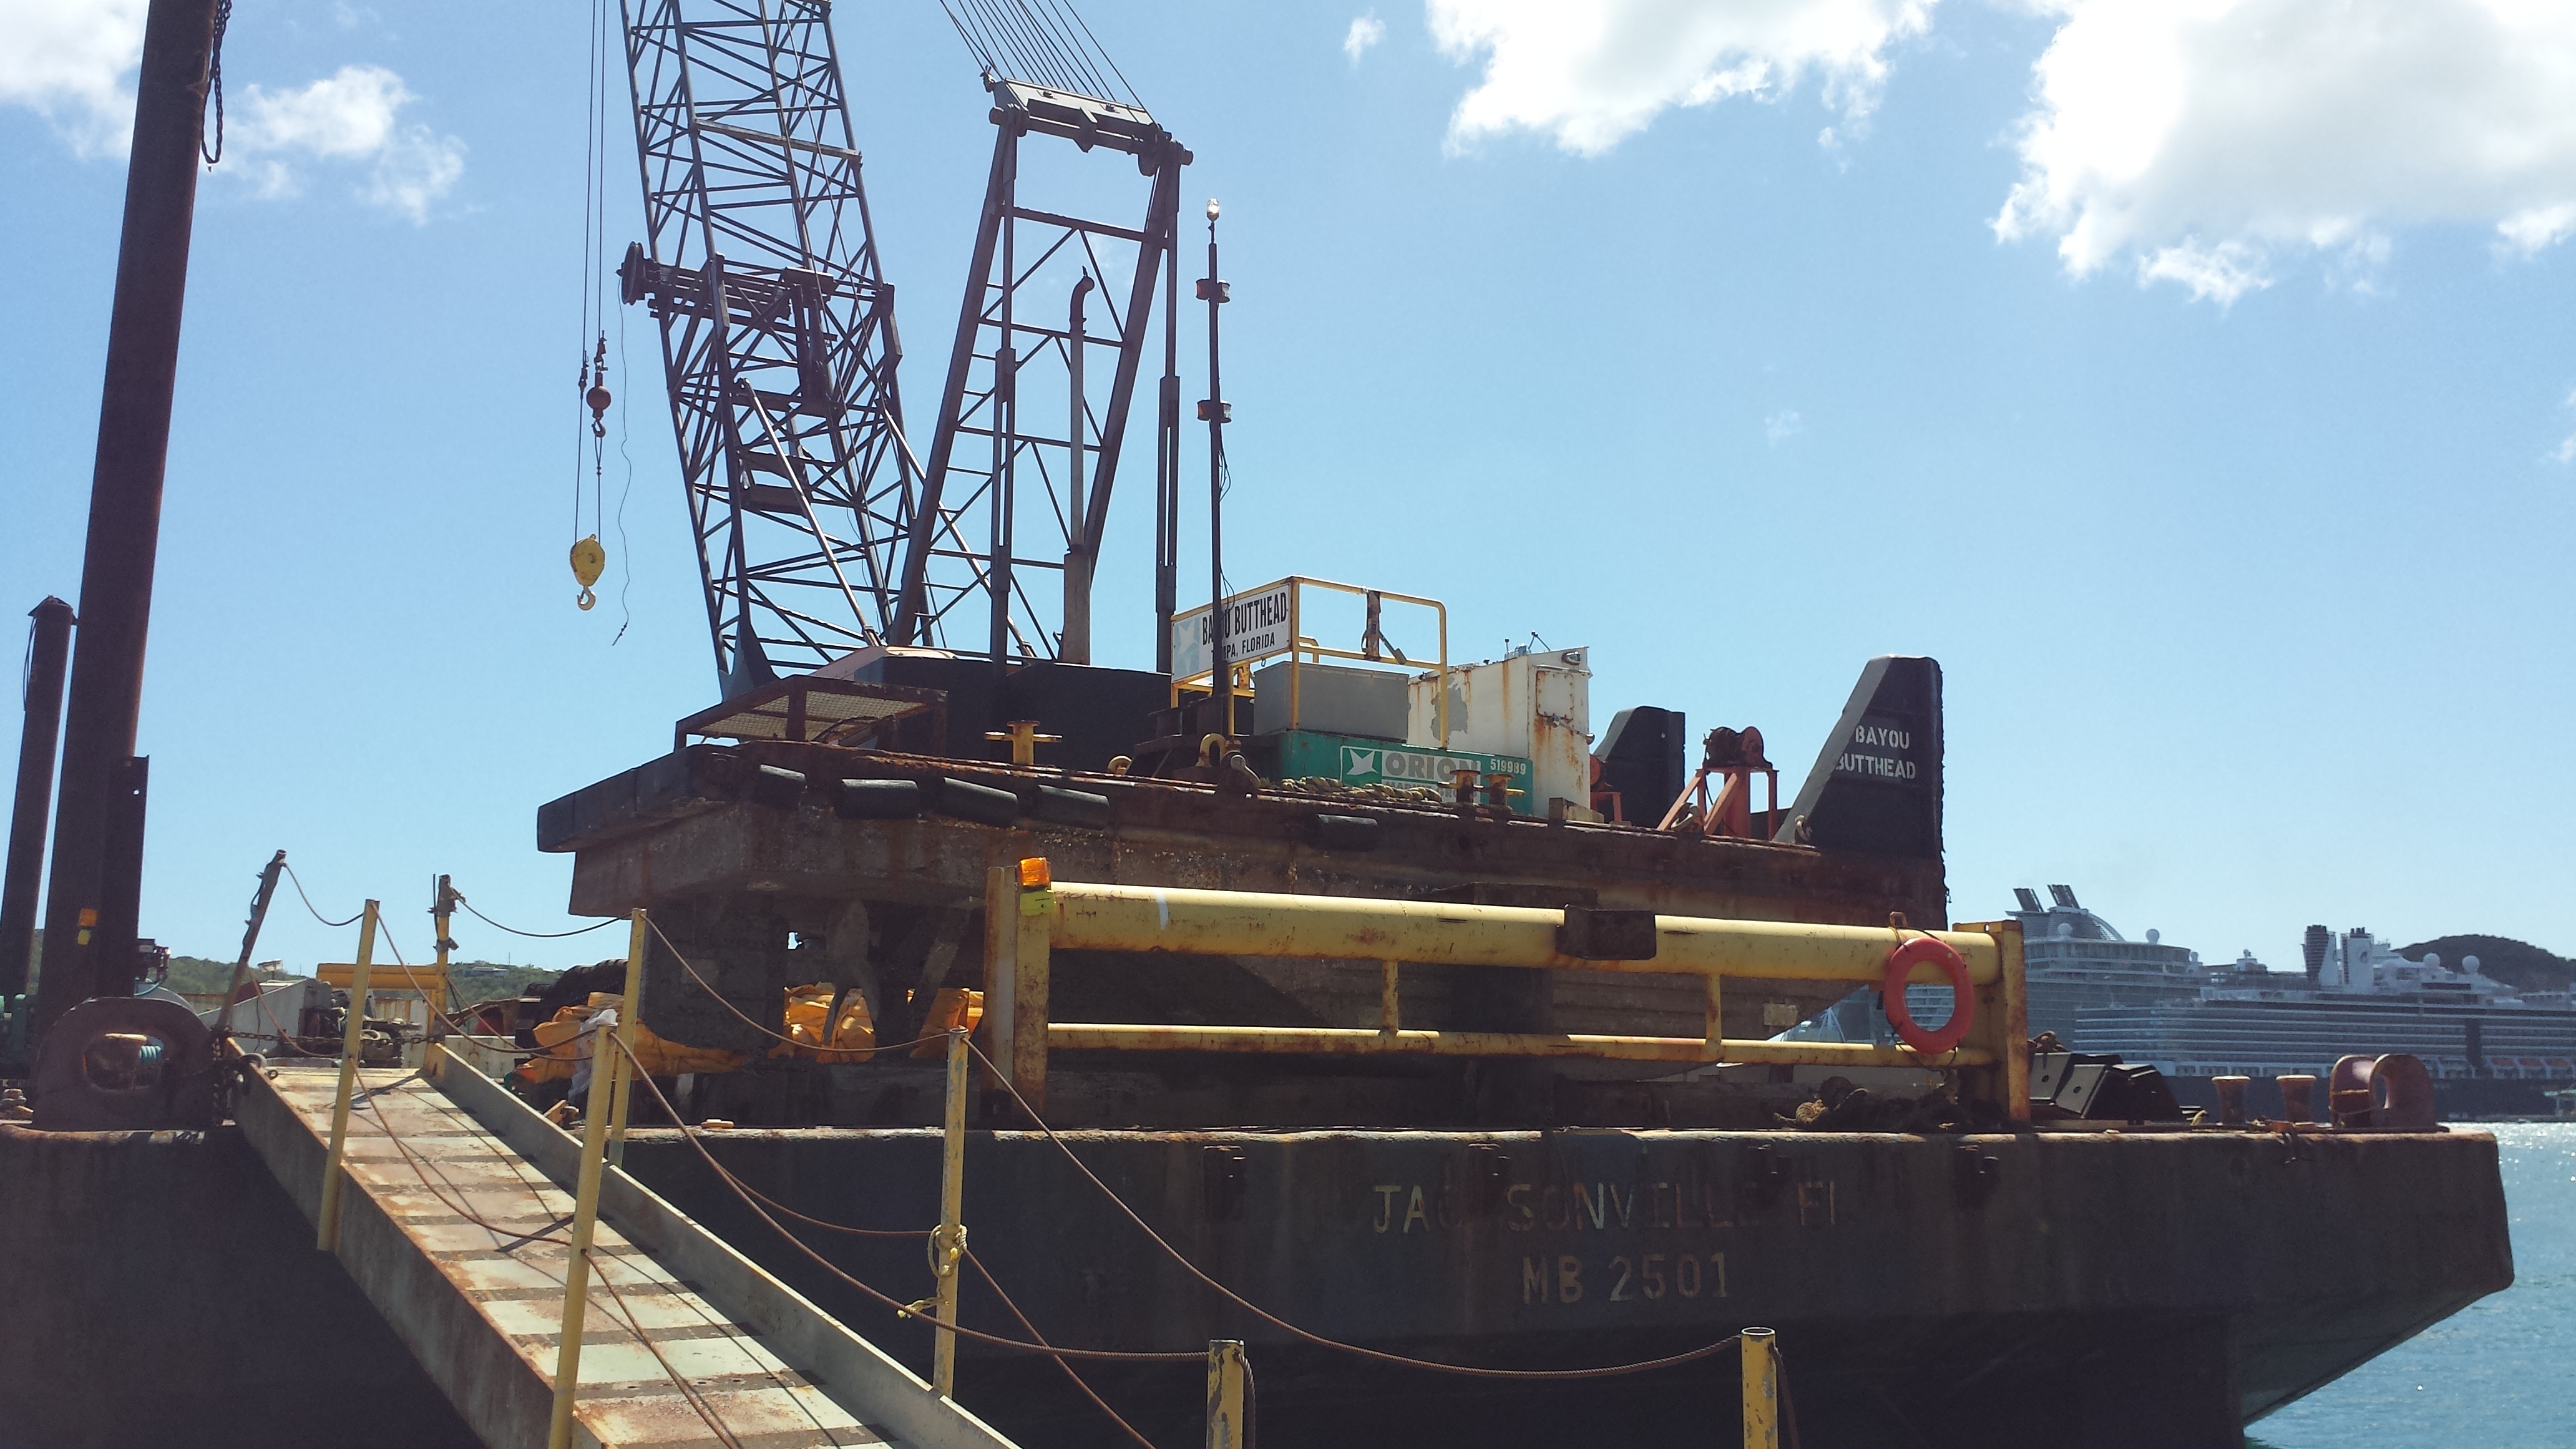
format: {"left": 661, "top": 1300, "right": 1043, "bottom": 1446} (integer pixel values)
{"left": 1266, "top": 730, "right": 1539, "bottom": 816}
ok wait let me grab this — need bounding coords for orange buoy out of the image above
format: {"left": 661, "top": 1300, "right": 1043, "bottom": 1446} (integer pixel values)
{"left": 1883, "top": 935, "right": 1974, "bottom": 1055}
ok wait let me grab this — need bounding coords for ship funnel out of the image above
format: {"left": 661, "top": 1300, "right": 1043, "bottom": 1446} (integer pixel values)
{"left": 2047, "top": 884, "right": 2079, "bottom": 909}
{"left": 2301, "top": 924, "right": 2328, "bottom": 983}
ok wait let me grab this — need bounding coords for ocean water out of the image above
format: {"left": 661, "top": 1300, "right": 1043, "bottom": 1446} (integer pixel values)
{"left": 2248, "top": 1123, "right": 2573, "bottom": 1449}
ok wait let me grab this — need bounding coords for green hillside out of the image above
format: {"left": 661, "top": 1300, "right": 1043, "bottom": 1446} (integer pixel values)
{"left": 2401, "top": 934, "right": 2574, "bottom": 994}
{"left": 17, "top": 930, "right": 557, "bottom": 1002}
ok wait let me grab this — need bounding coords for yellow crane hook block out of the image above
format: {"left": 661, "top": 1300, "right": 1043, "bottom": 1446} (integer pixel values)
{"left": 569, "top": 535, "right": 606, "bottom": 610}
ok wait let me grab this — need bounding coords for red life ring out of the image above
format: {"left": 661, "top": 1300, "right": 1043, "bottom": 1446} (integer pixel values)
{"left": 1883, "top": 936, "right": 1974, "bottom": 1055}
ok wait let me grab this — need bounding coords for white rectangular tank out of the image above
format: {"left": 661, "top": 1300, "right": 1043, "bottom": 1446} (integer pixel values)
{"left": 1407, "top": 647, "right": 1592, "bottom": 814}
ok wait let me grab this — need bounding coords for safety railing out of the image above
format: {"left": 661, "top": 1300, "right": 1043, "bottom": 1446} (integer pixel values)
{"left": 310, "top": 880, "right": 1830, "bottom": 1448}
{"left": 1169, "top": 575, "right": 1453, "bottom": 748}
{"left": 982, "top": 859, "right": 2030, "bottom": 1118}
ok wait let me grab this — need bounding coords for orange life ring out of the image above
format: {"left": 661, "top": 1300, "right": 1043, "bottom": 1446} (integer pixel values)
{"left": 1883, "top": 935, "right": 1973, "bottom": 1055}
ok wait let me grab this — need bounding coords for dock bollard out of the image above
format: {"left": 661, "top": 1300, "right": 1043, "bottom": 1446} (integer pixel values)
{"left": 1742, "top": 1327, "right": 1778, "bottom": 1449}
{"left": 1206, "top": 1339, "right": 1248, "bottom": 1449}
{"left": 2278, "top": 1073, "right": 2317, "bottom": 1125}
{"left": 317, "top": 900, "right": 381, "bottom": 1253}
{"left": 2213, "top": 1075, "right": 2250, "bottom": 1127}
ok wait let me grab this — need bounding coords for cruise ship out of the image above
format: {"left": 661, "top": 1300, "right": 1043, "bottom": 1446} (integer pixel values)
{"left": 2009, "top": 886, "right": 2576, "bottom": 1118}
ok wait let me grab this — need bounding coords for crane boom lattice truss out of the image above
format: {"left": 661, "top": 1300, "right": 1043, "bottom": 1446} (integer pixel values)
{"left": 618, "top": 0, "right": 916, "bottom": 696}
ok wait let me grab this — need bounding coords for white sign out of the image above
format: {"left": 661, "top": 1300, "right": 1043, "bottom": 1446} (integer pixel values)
{"left": 1171, "top": 579, "right": 1295, "bottom": 680}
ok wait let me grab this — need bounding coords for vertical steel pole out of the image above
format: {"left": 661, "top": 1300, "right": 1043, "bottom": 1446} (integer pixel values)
{"left": 1199, "top": 204, "right": 1229, "bottom": 732}
{"left": 1061, "top": 275, "right": 1093, "bottom": 665}
{"left": 1154, "top": 198, "right": 1181, "bottom": 675}
{"left": 605, "top": 909, "right": 646, "bottom": 1166}
{"left": 1, "top": 598, "right": 74, "bottom": 999}
{"left": 1741, "top": 1327, "right": 1778, "bottom": 1449}
{"left": 549, "top": 909, "right": 644, "bottom": 1449}
{"left": 932, "top": 1025, "right": 968, "bottom": 1397}
{"left": 318, "top": 901, "right": 380, "bottom": 1253}
{"left": 212, "top": 849, "right": 286, "bottom": 1050}
{"left": 988, "top": 142, "right": 1018, "bottom": 673}
{"left": 31, "top": 0, "right": 221, "bottom": 1045}
{"left": 1204, "top": 1339, "right": 1247, "bottom": 1449}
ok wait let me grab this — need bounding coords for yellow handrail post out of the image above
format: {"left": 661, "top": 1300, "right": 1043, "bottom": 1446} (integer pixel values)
{"left": 1205, "top": 1339, "right": 1247, "bottom": 1449}
{"left": 1742, "top": 1327, "right": 1778, "bottom": 1449}
{"left": 317, "top": 900, "right": 379, "bottom": 1253}
{"left": 1009, "top": 859, "right": 1055, "bottom": 1111}
{"left": 547, "top": 909, "right": 644, "bottom": 1449}
{"left": 932, "top": 1025, "right": 969, "bottom": 1397}
{"left": 606, "top": 908, "right": 647, "bottom": 1166}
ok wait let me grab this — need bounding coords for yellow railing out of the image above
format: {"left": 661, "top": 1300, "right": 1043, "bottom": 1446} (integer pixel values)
{"left": 1169, "top": 575, "right": 1451, "bottom": 748}
{"left": 980, "top": 861, "right": 2030, "bottom": 1118}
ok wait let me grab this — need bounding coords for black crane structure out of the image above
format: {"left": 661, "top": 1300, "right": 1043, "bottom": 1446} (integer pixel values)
{"left": 614, "top": 0, "right": 1191, "bottom": 697}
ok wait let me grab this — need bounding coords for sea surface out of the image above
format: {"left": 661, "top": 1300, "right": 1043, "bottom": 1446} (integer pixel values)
{"left": 2248, "top": 1122, "right": 2572, "bottom": 1449}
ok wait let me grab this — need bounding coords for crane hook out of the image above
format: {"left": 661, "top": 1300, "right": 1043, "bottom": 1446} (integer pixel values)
{"left": 585, "top": 336, "right": 612, "bottom": 439}
{"left": 571, "top": 535, "right": 606, "bottom": 611}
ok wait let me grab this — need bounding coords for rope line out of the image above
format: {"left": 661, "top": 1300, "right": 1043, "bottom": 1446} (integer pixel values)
{"left": 458, "top": 897, "right": 620, "bottom": 939}
{"left": 620, "top": 1058, "right": 1200, "bottom": 1364}
{"left": 281, "top": 862, "right": 364, "bottom": 928}
{"left": 965, "top": 1247, "right": 1163, "bottom": 1449}
{"left": 198, "top": 0, "right": 232, "bottom": 164}
{"left": 969, "top": 1036, "right": 1747, "bottom": 1382}
{"left": 643, "top": 927, "right": 1746, "bottom": 1381}
{"left": 646, "top": 918, "right": 950, "bottom": 1056}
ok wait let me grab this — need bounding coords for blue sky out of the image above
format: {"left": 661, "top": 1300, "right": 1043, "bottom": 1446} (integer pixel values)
{"left": 2, "top": 0, "right": 2572, "bottom": 972}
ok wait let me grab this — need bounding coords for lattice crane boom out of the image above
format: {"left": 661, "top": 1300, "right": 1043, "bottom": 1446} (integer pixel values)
{"left": 615, "top": 0, "right": 1186, "bottom": 693}
{"left": 617, "top": 0, "right": 917, "bottom": 697}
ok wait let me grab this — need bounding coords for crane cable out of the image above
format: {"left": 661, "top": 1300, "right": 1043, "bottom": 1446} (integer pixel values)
{"left": 570, "top": 0, "right": 616, "bottom": 615}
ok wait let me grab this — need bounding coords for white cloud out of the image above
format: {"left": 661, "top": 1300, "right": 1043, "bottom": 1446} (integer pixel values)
{"left": 0, "top": 0, "right": 148, "bottom": 155}
{"left": 1345, "top": 14, "right": 1385, "bottom": 64}
{"left": 1996, "top": 0, "right": 2576, "bottom": 303}
{"left": 0, "top": 4, "right": 462, "bottom": 223}
{"left": 2554, "top": 389, "right": 2576, "bottom": 466}
{"left": 1765, "top": 409, "right": 1804, "bottom": 443}
{"left": 227, "top": 65, "right": 464, "bottom": 222}
{"left": 1427, "top": 0, "right": 1937, "bottom": 156}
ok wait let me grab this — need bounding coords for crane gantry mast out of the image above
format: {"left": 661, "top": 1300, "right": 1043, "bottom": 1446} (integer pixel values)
{"left": 615, "top": 0, "right": 1187, "bottom": 697}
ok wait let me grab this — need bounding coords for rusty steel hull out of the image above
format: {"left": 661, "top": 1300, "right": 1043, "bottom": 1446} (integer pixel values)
{"left": 542, "top": 743, "right": 1943, "bottom": 1070}
{"left": 622, "top": 1124, "right": 2512, "bottom": 1449}
{"left": 551, "top": 744, "right": 1941, "bottom": 927}
{"left": 0, "top": 1125, "right": 477, "bottom": 1449}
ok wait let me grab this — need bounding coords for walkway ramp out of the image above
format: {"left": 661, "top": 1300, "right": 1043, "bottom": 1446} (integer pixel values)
{"left": 236, "top": 1049, "right": 1016, "bottom": 1449}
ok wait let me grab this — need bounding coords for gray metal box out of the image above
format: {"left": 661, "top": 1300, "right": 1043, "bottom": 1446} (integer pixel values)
{"left": 1251, "top": 661, "right": 1410, "bottom": 741}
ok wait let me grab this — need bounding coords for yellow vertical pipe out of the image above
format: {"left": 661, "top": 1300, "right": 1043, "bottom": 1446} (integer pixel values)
{"left": 1205, "top": 1339, "right": 1247, "bottom": 1449}
{"left": 547, "top": 995, "right": 625, "bottom": 1449}
{"left": 1012, "top": 891, "right": 1052, "bottom": 1112}
{"left": 317, "top": 900, "right": 379, "bottom": 1253}
{"left": 1741, "top": 1327, "right": 1778, "bottom": 1449}
{"left": 932, "top": 1026, "right": 968, "bottom": 1397}
{"left": 605, "top": 909, "right": 647, "bottom": 1167}
{"left": 1996, "top": 921, "right": 2030, "bottom": 1121}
